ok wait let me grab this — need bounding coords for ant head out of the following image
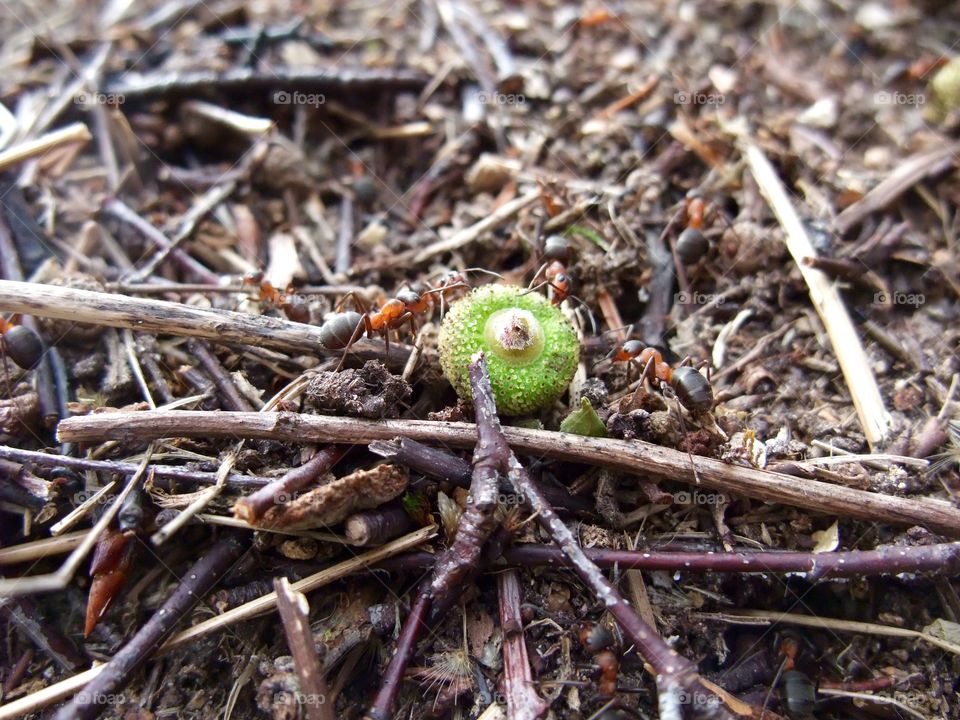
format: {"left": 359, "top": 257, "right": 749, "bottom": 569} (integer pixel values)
{"left": 685, "top": 188, "right": 705, "bottom": 201}
{"left": 396, "top": 288, "right": 423, "bottom": 306}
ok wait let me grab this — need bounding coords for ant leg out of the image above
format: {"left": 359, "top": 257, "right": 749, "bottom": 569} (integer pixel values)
{"left": 518, "top": 280, "right": 549, "bottom": 297}
{"left": 680, "top": 356, "right": 712, "bottom": 380}
{"left": 335, "top": 314, "right": 370, "bottom": 372}
{"left": 335, "top": 290, "right": 369, "bottom": 315}
{"left": 527, "top": 263, "right": 548, "bottom": 290}
{"left": 629, "top": 356, "right": 657, "bottom": 403}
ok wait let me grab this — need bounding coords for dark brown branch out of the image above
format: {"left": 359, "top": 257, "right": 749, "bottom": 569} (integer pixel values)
{"left": 233, "top": 446, "right": 347, "bottom": 523}
{"left": 370, "top": 437, "right": 593, "bottom": 513}
{"left": 344, "top": 506, "right": 413, "bottom": 546}
{"left": 372, "top": 541, "right": 960, "bottom": 579}
{"left": 57, "top": 411, "right": 960, "bottom": 536}
{"left": 187, "top": 339, "right": 256, "bottom": 412}
{"left": 364, "top": 585, "right": 432, "bottom": 720}
{"left": 497, "top": 569, "right": 549, "bottom": 720}
{"left": 53, "top": 533, "right": 249, "bottom": 720}
{"left": 426, "top": 354, "right": 505, "bottom": 622}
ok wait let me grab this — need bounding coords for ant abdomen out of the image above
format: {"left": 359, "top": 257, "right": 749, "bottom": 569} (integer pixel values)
{"left": 671, "top": 366, "right": 714, "bottom": 413}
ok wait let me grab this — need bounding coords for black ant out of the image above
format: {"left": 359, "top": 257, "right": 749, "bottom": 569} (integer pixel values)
{"left": 604, "top": 341, "right": 714, "bottom": 413}
{"left": 1, "top": 317, "right": 44, "bottom": 371}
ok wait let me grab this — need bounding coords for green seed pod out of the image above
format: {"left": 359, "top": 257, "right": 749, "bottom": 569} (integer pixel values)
{"left": 925, "top": 56, "right": 960, "bottom": 124}
{"left": 438, "top": 284, "right": 580, "bottom": 415}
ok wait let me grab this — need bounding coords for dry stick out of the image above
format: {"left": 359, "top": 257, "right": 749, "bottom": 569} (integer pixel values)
{"left": 52, "top": 533, "right": 249, "bottom": 720}
{"left": 743, "top": 143, "right": 891, "bottom": 447}
{"left": 335, "top": 193, "right": 353, "bottom": 276}
{"left": 427, "top": 355, "right": 506, "bottom": 622}
{"left": 0, "top": 279, "right": 411, "bottom": 365}
{"left": 412, "top": 189, "right": 540, "bottom": 263}
{"left": 0, "top": 122, "right": 91, "bottom": 171}
{"left": 834, "top": 143, "right": 960, "bottom": 235}
{"left": 498, "top": 569, "right": 549, "bottom": 720}
{"left": 101, "top": 198, "right": 220, "bottom": 284}
{"left": 274, "top": 577, "right": 335, "bottom": 720}
{"left": 233, "top": 446, "right": 347, "bottom": 523}
{"left": 0, "top": 445, "right": 273, "bottom": 489}
{"left": 344, "top": 506, "right": 413, "bottom": 546}
{"left": 364, "top": 587, "right": 433, "bottom": 720}
{"left": 187, "top": 339, "right": 256, "bottom": 411}
{"left": 57, "top": 411, "right": 960, "bottom": 536}
{"left": 467, "top": 356, "right": 725, "bottom": 719}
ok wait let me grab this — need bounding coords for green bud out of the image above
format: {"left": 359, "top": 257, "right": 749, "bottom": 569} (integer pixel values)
{"left": 438, "top": 284, "right": 580, "bottom": 415}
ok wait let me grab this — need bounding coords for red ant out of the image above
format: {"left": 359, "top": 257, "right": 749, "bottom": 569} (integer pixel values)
{"left": 1, "top": 317, "right": 44, "bottom": 371}
{"left": 241, "top": 272, "right": 310, "bottom": 323}
{"left": 525, "top": 235, "right": 597, "bottom": 332}
{"left": 604, "top": 341, "right": 714, "bottom": 413}
{"left": 580, "top": 622, "right": 619, "bottom": 697}
{"left": 319, "top": 281, "right": 467, "bottom": 370}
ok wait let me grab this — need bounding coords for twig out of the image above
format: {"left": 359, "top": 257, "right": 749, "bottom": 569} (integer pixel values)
{"left": 0, "top": 122, "right": 91, "bottom": 172}
{"left": 335, "top": 193, "right": 353, "bottom": 276}
{"left": 344, "top": 506, "right": 413, "bottom": 546}
{"left": 412, "top": 190, "right": 539, "bottom": 263}
{"left": 834, "top": 143, "right": 960, "bottom": 234}
{"left": 274, "top": 577, "right": 335, "bottom": 720}
{"left": 0, "top": 596, "right": 85, "bottom": 671}
{"left": 467, "top": 354, "right": 724, "bottom": 716}
{"left": 0, "top": 279, "right": 412, "bottom": 365}
{"left": 698, "top": 608, "right": 960, "bottom": 657}
{"left": 364, "top": 586, "right": 433, "bottom": 720}
{"left": 498, "top": 569, "right": 549, "bottom": 720}
{"left": 58, "top": 411, "right": 960, "bottom": 535}
{"left": 101, "top": 198, "right": 220, "bottom": 283}
{"left": 52, "top": 533, "right": 250, "bottom": 720}
{"left": 187, "top": 340, "right": 256, "bottom": 411}
{"left": 743, "top": 142, "right": 890, "bottom": 446}
{"left": 233, "top": 446, "right": 347, "bottom": 523}
{"left": 0, "top": 445, "right": 273, "bottom": 489}
{"left": 103, "top": 66, "right": 429, "bottom": 101}
{"left": 427, "top": 353, "right": 506, "bottom": 622}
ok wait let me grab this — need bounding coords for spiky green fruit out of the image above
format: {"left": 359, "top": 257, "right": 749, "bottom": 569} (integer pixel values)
{"left": 438, "top": 284, "right": 580, "bottom": 415}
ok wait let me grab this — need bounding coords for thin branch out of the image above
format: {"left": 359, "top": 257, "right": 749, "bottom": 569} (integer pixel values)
{"left": 498, "top": 569, "right": 549, "bottom": 720}
{"left": 0, "top": 279, "right": 412, "bottom": 365}
{"left": 58, "top": 411, "right": 960, "bottom": 535}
